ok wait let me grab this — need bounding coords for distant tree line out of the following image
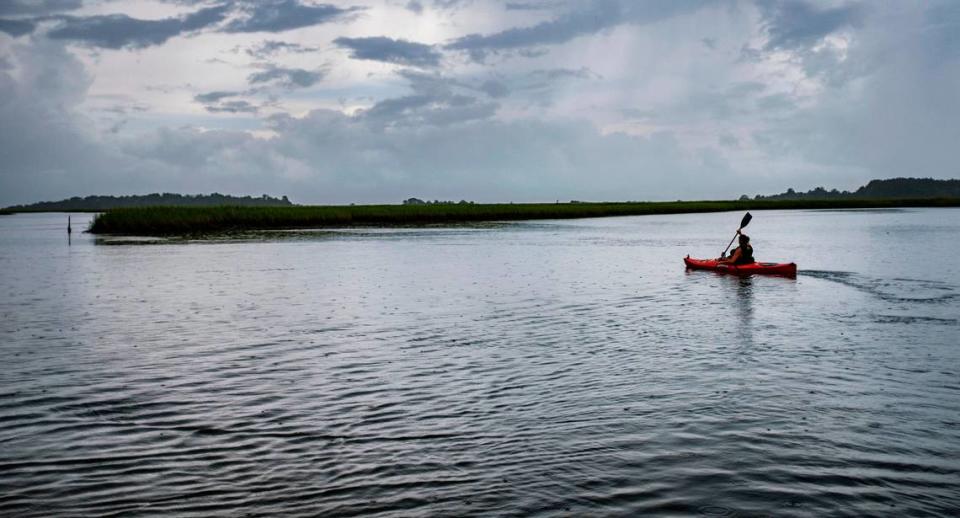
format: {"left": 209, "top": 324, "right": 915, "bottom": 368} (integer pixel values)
{"left": 744, "top": 177, "right": 960, "bottom": 201}
{"left": 403, "top": 198, "right": 475, "bottom": 205}
{"left": 5, "top": 193, "right": 294, "bottom": 211}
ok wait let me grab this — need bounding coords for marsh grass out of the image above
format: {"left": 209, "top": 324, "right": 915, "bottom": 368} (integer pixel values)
{"left": 88, "top": 198, "right": 960, "bottom": 236}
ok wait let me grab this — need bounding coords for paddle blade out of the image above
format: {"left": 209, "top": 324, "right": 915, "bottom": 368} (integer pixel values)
{"left": 740, "top": 212, "right": 752, "bottom": 229}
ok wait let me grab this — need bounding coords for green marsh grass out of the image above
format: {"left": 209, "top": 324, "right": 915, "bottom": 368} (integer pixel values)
{"left": 89, "top": 198, "right": 960, "bottom": 236}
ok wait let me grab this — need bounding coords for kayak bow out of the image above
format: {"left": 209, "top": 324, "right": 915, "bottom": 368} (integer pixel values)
{"left": 684, "top": 255, "right": 797, "bottom": 277}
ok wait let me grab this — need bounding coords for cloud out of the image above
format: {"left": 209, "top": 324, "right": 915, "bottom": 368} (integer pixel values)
{"left": 619, "top": 81, "right": 770, "bottom": 128}
{"left": 223, "top": 0, "right": 361, "bottom": 33}
{"left": 348, "top": 70, "right": 498, "bottom": 127}
{"left": 247, "top": 64, "right": 325, "bottom": 89}
{"left": 37, "top": 1, "right": 361, "bottom": 48}
{"left": 718, "top": 133, "right": 739, "bottom": 148}
{"left": 427, "top": 0, "right": 472, "bottom": 10}
{"left": 360, "top": 93, "right": 497, "bottom": 128}
{"left": 4, "top": 1, "right": 960, "bottom": 208}
{"left": 405, "top": 1, "right": 424, "bottom": 15}
{"left": 530, "top": 67, "right": 595, "bottom": 80}
{"left": 193, "top": 65, "right": 326, "bottom": 114}
{"left": 0, "top": 18, "right": 35, "bottom": 36}
{"left": 194, "top": 90, "right": 241, "bottom": 103}
{"left": 46, "top": 4, "right": 230, "bottom": 49}
{"left": 334, "top": 36, "right": 442, "bottom": 67}
{"left": 120, "top": 126, "right": 261, "bottom": 170}
{"left": 446, "top": 0, "right": 622, "bottom": 59}
{"left": 0, "top": 0, "right": 82, "bottom": 16}
{"left": 204, "top": 100, "right": 259, "bottom": 113}
{"left": 752, "top": 1, "right": 960, "bottom": 184}
{"left": 249, "top": 108, "right": 734, "bottom": 203}
{"left": 479, "top": 79, "right": 508, "bottom": 98}
{"left": 757, "top": 0, "right": 864, "bottom": 51}
{"left": 918, "top": 2, "right": 960, "bottom": 61}
{"left": 242, "top": 39, "right": 317, "bottom": 58}
{"left": 445, "top": 1, "right": 709, "bottom": 60}
{"left": 193, "top": 91, "right": 260, "bottom": 113}
{"left": 516, "top": 67, "right": 596, "bottom": 101}
{"left": 505, "top": 2, "right": 557, "bottom": 11}
{"left": 0, "top": 39, "right": 121, "bottom": 204}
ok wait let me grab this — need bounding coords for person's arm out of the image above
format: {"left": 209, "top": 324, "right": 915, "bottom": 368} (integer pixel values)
{"left": 719, "top": 248, "right": 741, "bottom": 265}
{"left": 717, "top": 229, "right": 742, "bottom": 262}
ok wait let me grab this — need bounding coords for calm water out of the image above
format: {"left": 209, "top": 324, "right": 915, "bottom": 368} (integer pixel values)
{"left": 1, "top": 209, "right": 959, "bottom": 517}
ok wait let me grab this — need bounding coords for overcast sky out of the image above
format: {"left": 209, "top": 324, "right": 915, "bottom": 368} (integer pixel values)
{"left": 1, "top": 0, "right": 957, "bottom": 205}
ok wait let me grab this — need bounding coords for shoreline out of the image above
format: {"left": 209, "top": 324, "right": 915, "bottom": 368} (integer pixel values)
{"left": 84, "top": 198, "right": 960, "bottom": 236}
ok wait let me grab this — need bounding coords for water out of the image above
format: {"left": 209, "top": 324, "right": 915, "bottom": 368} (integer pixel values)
{"left": 1, "top": 209, "right": 958, "bottom": 517}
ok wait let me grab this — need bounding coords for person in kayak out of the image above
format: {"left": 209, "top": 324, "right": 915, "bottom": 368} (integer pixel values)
{"left": 719, "top": 231, "right": 754, "bottom": 265}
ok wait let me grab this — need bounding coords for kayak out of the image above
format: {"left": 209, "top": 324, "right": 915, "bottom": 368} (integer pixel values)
{"left": 684, "top": 255, "right": 797, "bottom": 277}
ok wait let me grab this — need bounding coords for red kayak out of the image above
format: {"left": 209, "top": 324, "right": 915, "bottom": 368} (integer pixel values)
{"left": 684, "top": 255, "right": 797, "bottom": 277}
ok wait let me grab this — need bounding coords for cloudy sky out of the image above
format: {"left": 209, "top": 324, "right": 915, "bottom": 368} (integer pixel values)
{"left": 1, "top": 0, "right": 957, "bottom": 205}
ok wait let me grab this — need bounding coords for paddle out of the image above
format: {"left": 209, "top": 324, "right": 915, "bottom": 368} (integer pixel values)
{"left": 721, "top": 212, "right": 752, "bottom": 258}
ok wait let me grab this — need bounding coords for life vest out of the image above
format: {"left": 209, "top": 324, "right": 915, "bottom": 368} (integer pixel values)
{"left": 734, "top": 244, "right": 754, "bottom": 264}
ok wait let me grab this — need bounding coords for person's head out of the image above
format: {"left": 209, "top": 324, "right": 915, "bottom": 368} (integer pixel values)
{"left": 739, "top": 233, "right": 750, "bottom": 246}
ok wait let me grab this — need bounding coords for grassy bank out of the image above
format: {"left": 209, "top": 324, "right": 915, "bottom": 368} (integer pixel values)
{"left": 88, "top": 198, "right": 960, "bottom": 236}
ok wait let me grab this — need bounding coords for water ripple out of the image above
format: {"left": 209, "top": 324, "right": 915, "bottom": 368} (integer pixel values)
{"left": 2, "top": 211, "right": 960, "bottom": 516}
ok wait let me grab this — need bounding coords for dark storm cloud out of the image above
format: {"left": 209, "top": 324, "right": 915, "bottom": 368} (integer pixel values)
{"left": 333, "top": 36, "right": 442, "bottom": 68}
{"left": 46, "top": 4, "right": 230, "bottom": 49}
{"left": 445, "top": 0, "right": 709, "bottom": 60}
{"left": 223, "top": 0, "right": 361, "bottom": 33}
{"left": 247, "top": 65, "right": 325, "bottom": 88}
{"left": 0, "top": 18, "right": 35, "bottom": 36}
{"left": 757, "top": 0, "right": 864, "bottom": 51}
{"left": 0, "top": 0, "right": 82, "bottom": 16}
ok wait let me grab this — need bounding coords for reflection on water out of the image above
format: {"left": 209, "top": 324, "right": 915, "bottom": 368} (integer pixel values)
{"left": 732, "top": 276, "right": 754, "bottom": 348}
{"left": 1, "top": 210, "right": 959, "bottom": 517}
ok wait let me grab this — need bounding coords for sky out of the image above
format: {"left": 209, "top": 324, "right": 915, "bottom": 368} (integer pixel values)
{"left": 0, "top": 0, "right": 958, "bottom": 206}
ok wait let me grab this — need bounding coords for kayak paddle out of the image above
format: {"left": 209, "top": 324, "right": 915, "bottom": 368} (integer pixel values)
{"left": 721, "top": 212, "right": 752, "bottom": 257}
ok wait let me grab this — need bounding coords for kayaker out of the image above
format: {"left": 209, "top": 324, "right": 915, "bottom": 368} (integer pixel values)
{"left": 719, "top": 231, "right": 754, "bottom": 265}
